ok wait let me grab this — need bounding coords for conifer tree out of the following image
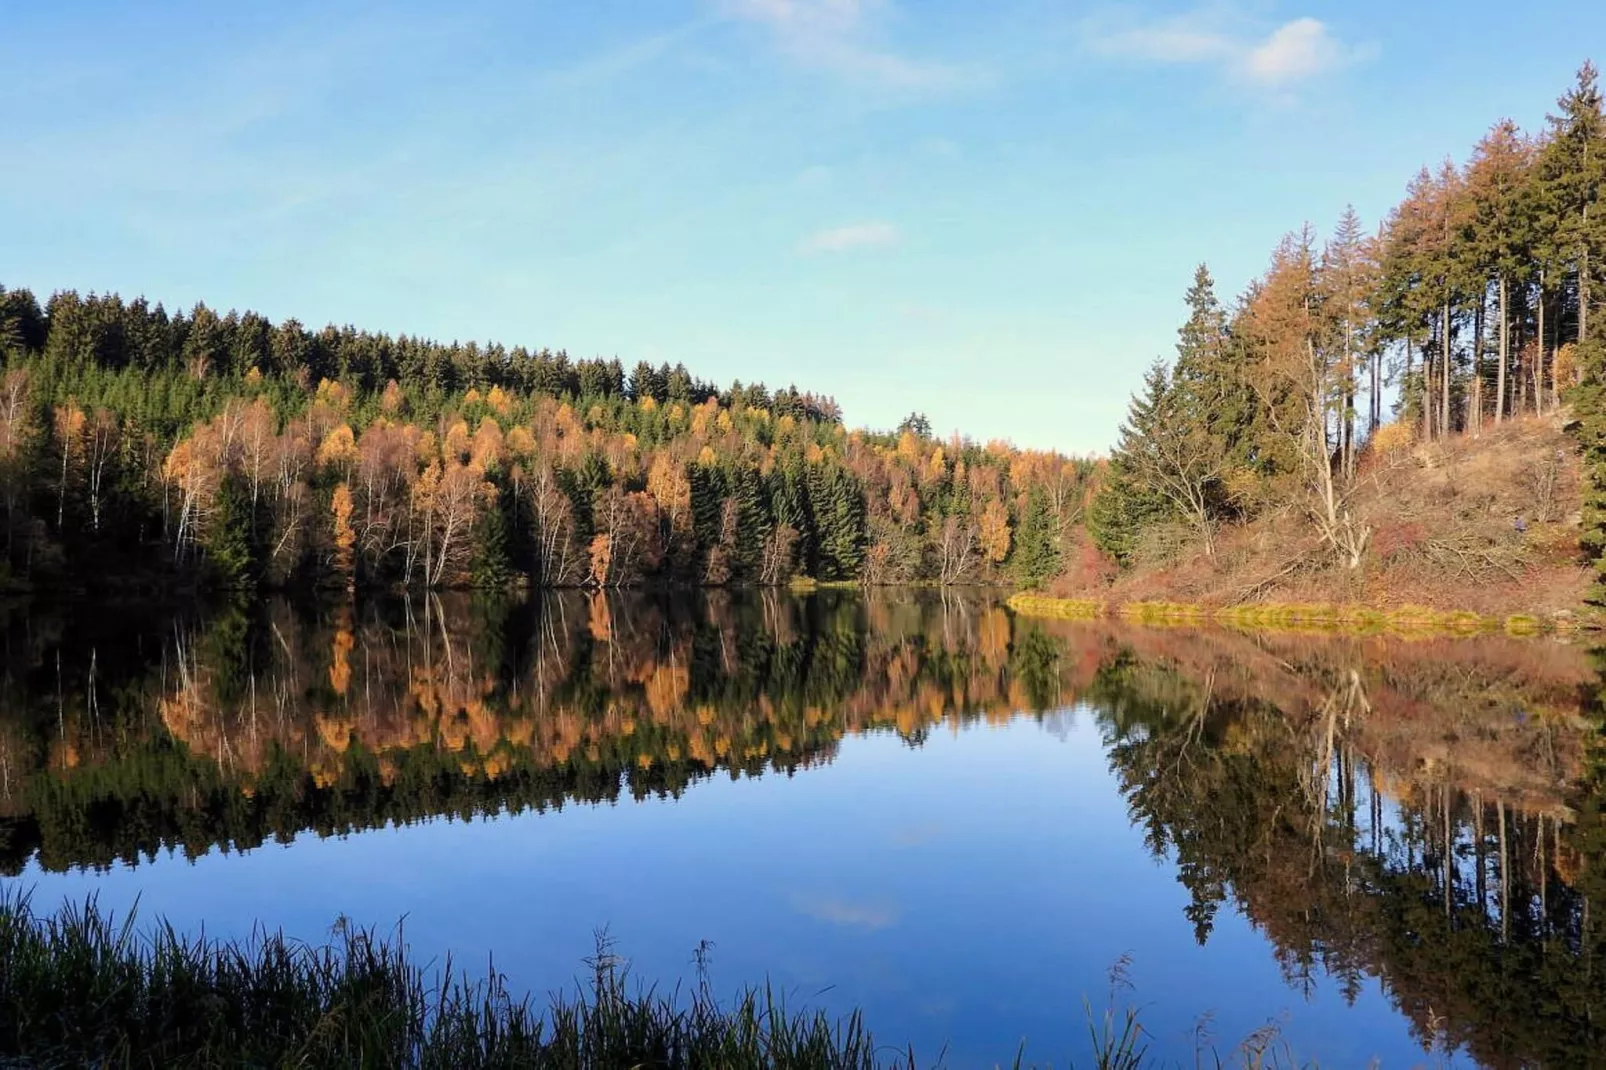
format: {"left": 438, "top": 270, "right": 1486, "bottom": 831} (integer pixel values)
{"left": 1465, "top": 120, "right": 1537, "bottom": 422}
{"left": 1011, "top": 488, "right": 1061, "bottom": 587}
{"left": 471, "top": 482, "right": 513, "bottom": 588}
{"left": 204, "top": 475, "right": 256, "bottom": 588}
{"left": 1091, "top": 267, "right": 1241, "bottom": 560}
{"left": 1320, "top": 208, "right": 1375, "bottom": 471}
{"left": 1539, "top": 62, "right": 1606, "bottom": 361}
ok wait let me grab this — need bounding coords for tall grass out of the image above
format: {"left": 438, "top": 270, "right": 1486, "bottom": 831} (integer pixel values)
{"left": 0, "top": 892, "right": 1320, "bottom": 1069}
{"left": 0, "top": 890, "right": 886, "bottom": 1069}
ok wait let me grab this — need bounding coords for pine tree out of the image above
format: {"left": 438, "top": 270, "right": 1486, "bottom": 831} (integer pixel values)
{"left": 470, "top": 488, "right": 512, "bottom": 589}
{"left": 810, "top": 466, "right": 865, "bottom": 580}
{"left": 1090, "top": 266, "right": 1244, "bottom": 561}
{"left": 730, "top": 466, "right": 771, "bottom": 580}
{"left": 1465, "top": 120, "right": 1537, "bottom": 422}
{"left": 1011, "top": 488, "right": 1061, "bottom": 587}
{"left": 204, "top": 475, "right": 256, "bottom": 588}
{"left": 1320, "top": 208, "right": 1376, "bottom": 470}
{"left": 1539, "top": 62, "right": 1606, "bottom": 361}
{"left": 1552, "top": 64, "right": 1606, "bottom": 601}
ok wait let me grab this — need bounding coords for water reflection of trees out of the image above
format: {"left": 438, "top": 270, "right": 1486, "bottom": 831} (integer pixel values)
{"left": 1071, "top": 622, "right": 1604, "bottom": 1068}
{"left": 3, "top": 598, "right": 1605, "bottom": 1065}
{"left": 0, "top": 591, "right": 1040, "bottom": 874}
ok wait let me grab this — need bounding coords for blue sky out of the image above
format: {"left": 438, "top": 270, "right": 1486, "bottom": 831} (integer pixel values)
{"left": 3, "top": 1, "right": 1602, "bottom": 453}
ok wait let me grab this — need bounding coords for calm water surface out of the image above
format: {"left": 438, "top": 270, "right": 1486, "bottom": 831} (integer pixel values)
{"left": 0, "top": 591, "right": 1599, "bottom": 1066}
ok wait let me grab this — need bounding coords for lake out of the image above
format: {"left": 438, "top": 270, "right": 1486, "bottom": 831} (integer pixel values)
{"left": 0, "top": 590, "right": 1599, "bottom": 1067}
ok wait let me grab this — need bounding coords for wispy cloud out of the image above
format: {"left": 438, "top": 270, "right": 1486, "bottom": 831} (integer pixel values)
{"left": 799, "top": 221, "right": 898, "bottom": 253}
{"left": 1083, "top": 9, "right": 1370, "bottom": 89}
{"left": 718, "top": 0, "right": 967, "bottom": 90}
{"left": 543, "top": 22, "right": 703, "bottom": 88}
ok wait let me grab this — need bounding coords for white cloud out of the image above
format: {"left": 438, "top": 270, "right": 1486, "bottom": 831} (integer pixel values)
{"left": 718, "top": 0, "right": 965, "bottom": 89}
{"left": 1241, "top": 17, "right": 1352, "bottom": 85}
{"left": 1084, "top": 10, "right": 1368, "bottom": 89}
{"left": 1089, "top": 12, "right": 1237, "bottom": 63}
{"left": 799, "top": 221, "right": 898, "bottom": 253}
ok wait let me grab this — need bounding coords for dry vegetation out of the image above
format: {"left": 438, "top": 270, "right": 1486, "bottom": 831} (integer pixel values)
{"left": 1055, "top": 413, "right": 1592, "bottom": 621}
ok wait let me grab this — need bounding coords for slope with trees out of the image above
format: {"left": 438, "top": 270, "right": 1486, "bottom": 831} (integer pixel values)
{"left": 1077, "top": 62, "right": 1606, "bottom": 617}
{"left": 0, "top": 288, "right": 1091, "bottom": 592}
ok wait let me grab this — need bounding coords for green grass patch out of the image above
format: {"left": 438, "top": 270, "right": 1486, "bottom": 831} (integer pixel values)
{"left": 1117, "top": 601, "right": 1208, "bottom": 624}
{"left": 1504, "top": 613, "right": 1544, "bottom": 636}
{"left": 1009, "top": 593, "right": 1548, "bottom": 639}
{"left": 1006, "top": 593, "right": 1105, "bottom": 619}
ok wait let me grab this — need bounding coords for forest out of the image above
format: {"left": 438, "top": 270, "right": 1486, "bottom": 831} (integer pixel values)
{"left": 0, "top": 284, "right": 1084, "bottom": 592}
{"left": 1, "top": 63, "right": 1602, "bottom": 606}
{"left": 1083, "top": 62, "right": 1606, "bottom": 610}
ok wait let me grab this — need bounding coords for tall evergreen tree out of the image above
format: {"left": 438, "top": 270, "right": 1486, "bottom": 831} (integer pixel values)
{"left": 1011, "top": 488, "right": 1061, "bottom": 587}
{"left": 1539, "top": 62, "right": 1606, "bottom": 362}
{"left": 1465, "top": 121, "right": 1537, "bottom": 422}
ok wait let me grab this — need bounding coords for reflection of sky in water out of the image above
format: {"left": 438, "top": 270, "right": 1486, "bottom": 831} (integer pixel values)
{"left": 7, "top": 709, "right": 1452, "bottom": 1067}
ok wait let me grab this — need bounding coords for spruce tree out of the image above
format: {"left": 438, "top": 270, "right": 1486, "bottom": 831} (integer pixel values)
{"left": 1549, "top": 64, "right": 1606, "bottom": 600}
{"left": 470, "top": 489, "right": 513, "bottom": 588}
{"left": 1539, "top": 62, "right": 1606, "bottom": 359}
{"left": 1088, "top": 366, "right": 1172, "bottom": 563}
{"left": 810, "top": 466, "right": 865, "bottom": 580}
{"left": 1011, "top": 488, "right": 1061, "bottom": 588}
{"left": 203, "top": 475, "right": 256, "bottom": 589}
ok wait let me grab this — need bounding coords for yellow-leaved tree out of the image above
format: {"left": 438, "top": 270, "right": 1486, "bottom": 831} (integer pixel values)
{"left": 331, "top": 482, "right": 356, "bottom": 589}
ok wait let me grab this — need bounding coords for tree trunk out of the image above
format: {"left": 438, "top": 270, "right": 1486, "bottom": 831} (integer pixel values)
{"left": 1370, "top": 348, "right": 1381, "bottom": 434}
{"left": 1418, "top": 332, "right": 1433, "bottom": 442}
{"left": 57, "top": 448, "right": 68, "bottom": 532}
{"left": 1344, "top": 318, "right": 1356, "bottom": 479}
{"left": 1537, "top": 271, "right": 1547, "bottom": 418}
{"left": 1441, "top": 301, "right": 1452, "bottom": 438}
{"left": 1473, "top": 296, "right": 1484, "bottom": 434}
{"left": 1583, "top": 245, "right": 1592, "bottom": 349}
{"left": 1496, "top": 274, "right": 1508, "bottom": 423}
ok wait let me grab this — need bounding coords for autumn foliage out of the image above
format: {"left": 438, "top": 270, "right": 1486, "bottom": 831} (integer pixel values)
{"left": 0, "top": 286, "right": 1090, "bottom": 589}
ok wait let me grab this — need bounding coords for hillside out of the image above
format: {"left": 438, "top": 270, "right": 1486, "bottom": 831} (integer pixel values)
{"left": 1054, "top": 413, "right": 1592, "bottom": 618}
{"left": 0, "top": 285, "right": 1086, "bottom": 592}
{"left": 1056, "top": 62, "right": 1606, "bottom": 624}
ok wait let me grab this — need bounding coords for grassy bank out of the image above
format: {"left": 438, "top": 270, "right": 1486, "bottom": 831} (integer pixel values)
{"left": 0, "top": 894, "right": 1325, "bottom": 1069}
{"left": 1006, "top": 593, "right": 1583, "bottom": 637}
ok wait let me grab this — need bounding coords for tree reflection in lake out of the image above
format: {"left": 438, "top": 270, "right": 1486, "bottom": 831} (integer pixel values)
{"left": 0, "top": 592, "right": 1041, "bottom": 874}
{"left": 1070, "top": 621, "right": 1603, "bottom": 1068}
{"left": 0, "top": 591, "right": 1602, "bottom": 1066}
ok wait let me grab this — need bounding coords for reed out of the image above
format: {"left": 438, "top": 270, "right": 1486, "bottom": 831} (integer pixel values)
{"left": 0, "top": 893, "right": 1319, "bottom": 1069}
{"left": 0, "top": 891, "right": 883, "bottom": 1070}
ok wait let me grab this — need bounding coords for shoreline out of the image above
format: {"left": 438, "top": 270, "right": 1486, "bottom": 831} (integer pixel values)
{"left": 1006, "top": 592, "right": 1592, "bottom": 637}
